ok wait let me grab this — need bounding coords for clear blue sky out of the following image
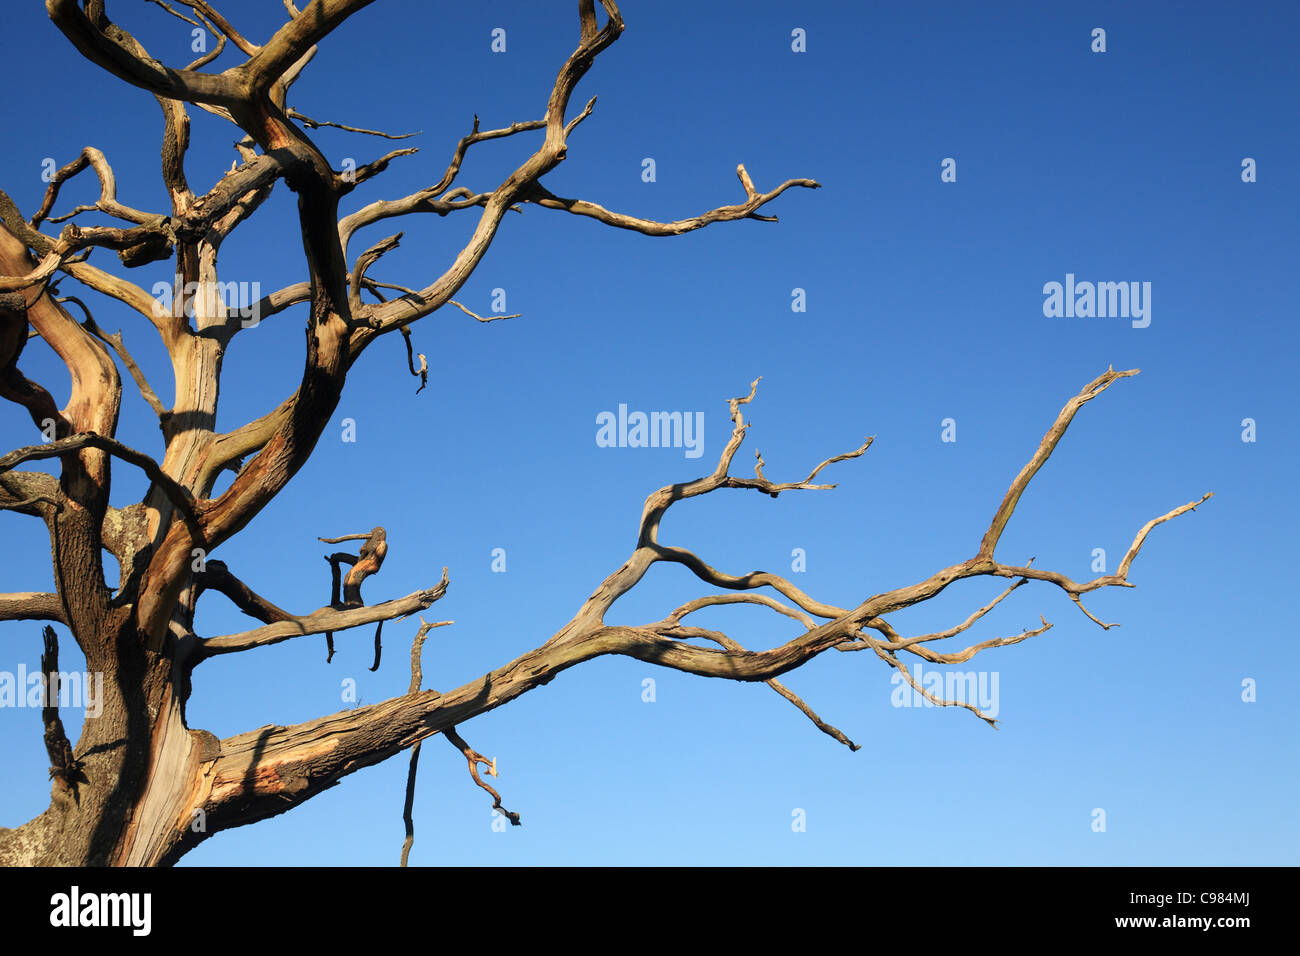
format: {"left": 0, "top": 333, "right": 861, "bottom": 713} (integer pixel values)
{"left": 1, "top": 0, "right": 1296, "bottom": 865}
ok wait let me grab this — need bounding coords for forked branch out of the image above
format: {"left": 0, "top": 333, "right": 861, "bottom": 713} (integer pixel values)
{"left": 196, "top": 568, "right": 448, "bottom": 660}
{"left": 190, "top": 368, "right": 1209, "bottom": 849}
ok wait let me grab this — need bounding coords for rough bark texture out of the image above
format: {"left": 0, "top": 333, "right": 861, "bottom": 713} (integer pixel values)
{"left": 0, "top": 1, "right": 1209, "bottom": 866}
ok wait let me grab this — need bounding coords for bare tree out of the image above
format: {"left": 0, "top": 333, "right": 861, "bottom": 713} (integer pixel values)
{"left": 0, "top": 0, "right": 1209, "bottom": 867}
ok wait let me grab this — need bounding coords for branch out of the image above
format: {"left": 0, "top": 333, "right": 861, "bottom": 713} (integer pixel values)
{"left": 398, "top": 735, "right": 422, "bottom": 867}
{"left": 362, "top": 278, "right": 522, "bottom": 333}
{"left": 344, "top": 147, "right": 420, "bottom": 192}
{"left": 187, "top": 0, "right": 259, "bottom": 56}
{"left": 40, "top": 626, "right": 85, "bottom": 802}
{"left": 979, "top": 366, "right": 1138, "bottom": 558}
{"left": 563, "top": 371, "right": 1210, "bottom": 739}
{"left": 445, "top": 299, "right": 520, "bottom": 324}
{"left": 399, "top": 326, "right": 427, "bottom": 393}
{"left": 248, "top": 281, "right": 311, "bottom": 323}
{"left": 193, "top": 359, "right": 1210, "bottom": 840}
{"left": 837, "top": 576, "right": 1036, "bottom": 660}
{"left": 349, "top": 233, "right": 402, "bottom": 311}
{"left": 30, "top": 147, "right": 159, "bottom": 228}
{"left": 985, "top": 491, "right": 1214, "bottom": 630}
{"left": 140, "top": 0, "right": 234, "bottom": 70}
{"left": 58, "top": 295, "right": 167, "bottom": 419}
{"left": 399, "top": 616, "right": 452, "bottom": 867}
{"left": 443, "top": 727, "right": 520, "bottom": 826}
{"left": 143, "top": 0, "right": 205, "bottom": 30}
{"left": 193, "top": 559, "right": 294, "bottom": 625}
{"left": 1116, "top": 494, "right": 1215, "bottom": 581}
{"left": 0, "top": 593, "right": 66, "bottom": 624}
{"left": 1, "top": 290, "right": 68, "bottom": 435}
{"left": 0, "top": 433, "right": 197, "bottom": 526}
{"left": 336, "top": 114, "right": 545, "bottom": 256}
{"left": 242, "top": 0, "right": 377, "bottom": 92}
{"left": 354, "top": 5, "right": 627, "bottom": 338}
{"left": 47, "top": 0, "right": 241, "bottom": 108}
{"left": 0, "top": 215, "right": 178, "bottom": 292}
{"left": 866, "top": 639, "right": 1001, "bottom": 728}
{"left": 522, "top": 165, "right": 821, "bottom": 236}
{"left": 200, "top": 629, "right": 544, "bottom": 846}
{"left": 651, "top": 606, "right": 858, "bottom": 751}
{"left": 320, "top": 527, "right": 387, "bottom": 607}
{"left": 0, "top": 191, "right": 163, "bottom": 334}
{"left": 196, "top": 570, "right": 448, "bottom": 659}
{"left": 186, "top": 152, "right": 286, "bottom": 247}
{"left": 184, "top": 7, "right": 228, "bottom": 70}
{"left": 0, "top": 470, "right": 63, "bottom": 519}
{"left": 288, "top": 107, "right": 418, "bottom": 140}
{"left": 555, "top": 378, "right": 869, "bottom": 629}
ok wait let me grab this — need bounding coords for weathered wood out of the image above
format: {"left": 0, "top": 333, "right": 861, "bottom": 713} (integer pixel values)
{"left": 0, "top": 1, "right": 1209, "bottom": 868}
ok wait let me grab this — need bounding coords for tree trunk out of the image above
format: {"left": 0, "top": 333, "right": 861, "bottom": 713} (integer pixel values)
{"left": 0, "top": 613, "right": 203, "bottom": 866}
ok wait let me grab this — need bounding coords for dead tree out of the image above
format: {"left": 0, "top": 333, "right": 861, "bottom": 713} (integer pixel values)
{"left": 0, "top": 0, "right": 1209, "bottom": 867}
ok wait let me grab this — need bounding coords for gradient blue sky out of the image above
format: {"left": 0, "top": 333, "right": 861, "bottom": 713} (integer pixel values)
{"left": 0, "top": 0, "right": 1296, "bottom": 865}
